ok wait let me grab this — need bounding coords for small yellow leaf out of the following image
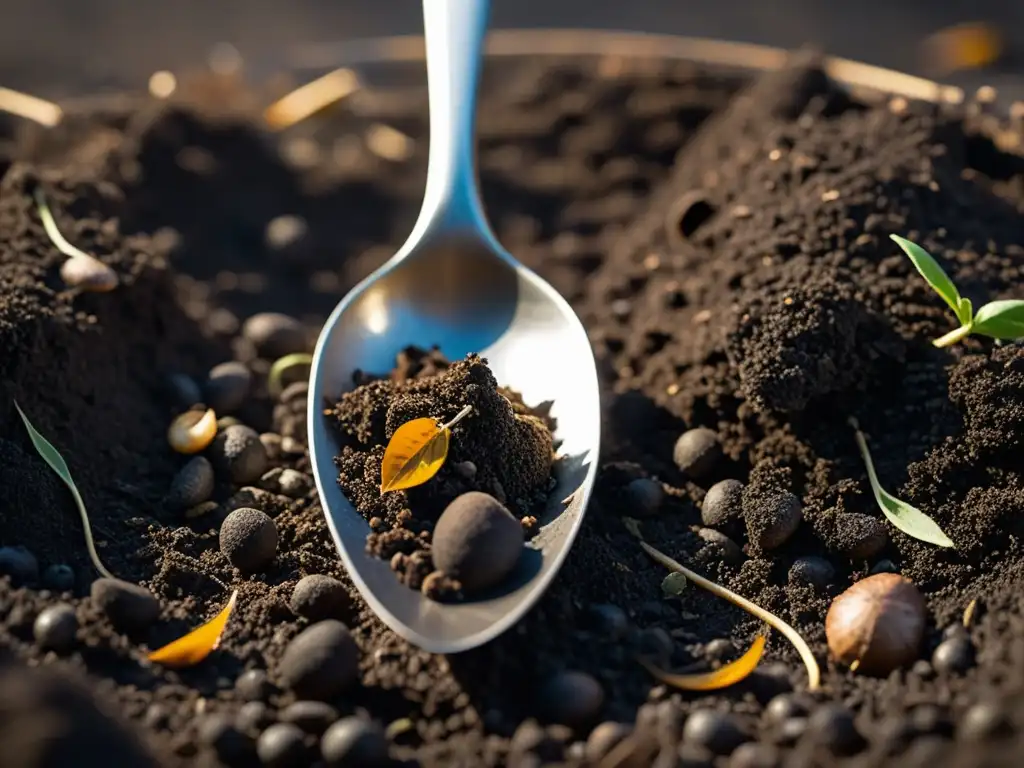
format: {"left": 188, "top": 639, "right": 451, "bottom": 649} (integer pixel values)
{"left": 380, "top": 418, "right": 450, "bottom": 493}
{"left": 148, "top": 591, "right": 237, "bottom": 668}
{"left": 922, "top": 23, "right": 1002, "bottom": 74}
{"left": 639, "top": 635, "right": 766, "bottom": 691}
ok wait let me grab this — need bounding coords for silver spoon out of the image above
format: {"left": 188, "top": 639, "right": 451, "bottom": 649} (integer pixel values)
{"left": 307, "top": 0, "right": 600, "bottom": 654}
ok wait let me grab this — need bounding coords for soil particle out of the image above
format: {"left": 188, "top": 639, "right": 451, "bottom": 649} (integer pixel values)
{"left": 584, "top": 721, "right": 632, "bottom": 763}
{"left": 289, "top": 574, "right": 349, "bottom": 622}
{"left": 0, "top": 545, "right": 39, "bottom": 586}
{"left": 278, "top": 700, "right": 340, "bottom": 735}
{"left": 234, "top": 700, "right": 272, "bottom": 735}
{"left": 431, "top": 492, "right": 525, "bottom": 594}
{"left": 537, "top": 670, "right": 606, "bottom": 729}
{"left": 210, "top": 425, "right": 269, "bottom": 485}
{"left": 834, "top": 512, "right": 889, "bottom": 559}
{"left": 256, "top": 722, "right": 308, "bottom": 768}
{"left": 319, "top": 717, "right": 389, "bottom": 768}
{"left": 701, "top": 478, "right": 745, "bottom": 529}
{"left": 803, "top": 704, "right": 864, "bottom": 756}
{"left": 218, "top": 507, "right": 277, "bottom": 573}
{"left": 40, "top": 563, "right": 75, "bottom": 592}
{"left": 683, "top": 709, "right": 749, "bottom": 755}
{"left": 90, "top": 578, "right": 161, "bottom": 633}
{"left": 240, "top": 312, "right": 307, "bottom": 360}
{"left": 624, "top": 476, "right": 665, "bottom": 516}
{"left": 235, "top": 669, "right": 273, "bottom": 702}
{"left": 166, "top": 456, "right": 215, "bottom": 511}
{"left": 276, "top": 620, "right": 359, "bottom": 701}
{"left": 32, "top": 603, "right": 78, "bottom": 654}
{"left": 932, "top": 635, "right": 976, "bottom": 675}
{"left": 203, "top": 362, "right": 252, "bottom": 415}
{"left": 787, "top": 556, "right": 835, "bottom": 589}
{"left": 744, "top": 490, "right": 802, "bottom": 551}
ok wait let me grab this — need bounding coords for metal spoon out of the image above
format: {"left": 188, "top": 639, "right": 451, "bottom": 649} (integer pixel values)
{"left": 307, "top": 0, "right": 600, "bottom": 654}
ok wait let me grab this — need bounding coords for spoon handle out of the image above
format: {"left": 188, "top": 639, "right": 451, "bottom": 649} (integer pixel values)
{"left": 418, "top": 0, "right": 492, "bottom": 236}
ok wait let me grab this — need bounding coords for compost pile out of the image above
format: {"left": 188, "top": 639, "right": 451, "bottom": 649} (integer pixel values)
{"left": 1, "top": 49, "right": 1024, "bottom": 768}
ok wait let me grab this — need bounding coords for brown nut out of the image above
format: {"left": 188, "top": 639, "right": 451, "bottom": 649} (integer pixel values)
{"left": 825, "top": 572, "right": 926, "bottom": 676}
{"left": 168, "top": 408, "right": 218, "bottom": 454}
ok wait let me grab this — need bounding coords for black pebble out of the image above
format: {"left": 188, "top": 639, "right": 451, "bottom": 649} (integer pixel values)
{"left": 624, "top": 477, "right": 664, "bottom": 516}
{"left": 167, "top": 456, "right": 216, "bottom": 511}
{"left": 806, "top": 704, "right": 865, "bottom": 756}
{"left": 870, "top": 559, "right": 899, "bottom": 575}
{"left": 280, "top": 700, "right": 340, "bottom": 735}
{"left": 33, "top": 603, "right": 78, "bottom": 654}
{"left": 584, "top": 722, "right": 631, "bottom": 764}
{"left": 290, "top": 574, "right": 350, "bottom": 622}
{"left": 673, "top": 428, "right": 721, "bottom": 478}
{"left": 788, "top": 556, "right": 834, "bottom": 589}
{"left": 198, "top": 713, "right": 254, "bottom": 766}
{"left": 959, "top": 700, "right": 1012, "bottom": 741}
{"left": 220, "top": 507, "right": 278, "bottom": 573}
{"left": 204, "top": 361, "right": 252, "bottom": 414}
{"left": 90, "top": 578, "right": 161, "bottom": 632}
{"left": 0, "top": 546, "right": 38, "bottom": 586}
{"left": 320, "top": 717, "right": 389, "bottom": 767}
{"left": 236, "top": 669, "right": 273, "bottom": 702}
{"left": 696, "top": 528, "right": 744, "bottom": 565}
{"left": 278, "top": 620, "right": 360, "bottom": 701}
{"left": 728, "top": 742, "right": 780, "bottom": 768}
{"left": 932, "top": 635, "right": 975, "bottom": 674}
{"left": 257, "top": 722, "right": 309, "bottom": 768}
{"left": 775, "top": 717, "right": 807, "bottom": 746}
{"left": 41, "top": 563, "right": 75, "bottom": 592}
{"left": 277, "top": 469, "right": 311, "bottom": 497}
{"left": 683, "top": 709, "right": 749, "bottom": 755}
{"left": 236, "top": 701, "right": 273, "bottom": 735}
{"left": 432, "top": 492, "right": 524, "bottom": 593}
{"left": 538, "top": 670, "right": 605, "bottom": 728}
{"left": 243, "top": 312, "right": 307, "bottom": 359}
{"left": 167, "top": 372, "right": 203, "bottom": 408}
{"left": 764, "top": 694, "right": 809, "bottom": 725}
{"left": 745, "top": 491, "right": 801, "bottom": 550}
{"left": 702, "top": 479, "right": 744, "bottom": 528}
{"left": 212, "top": 425, "right": 270, "bottom": 485}
{"left": 835, "top": 513, "right": 888, "bottom": 560}
{"left": 586, "top": 603, "right": 629, "bottom": 641}
{"left": 636, "top": 627, "right": 674, "bottom": 667}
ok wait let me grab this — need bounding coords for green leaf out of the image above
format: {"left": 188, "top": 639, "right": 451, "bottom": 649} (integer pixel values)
{"left": 890, "top": 235, "right": 968, "bottom": 324}
{"left": 972, "top": 300, "right": 1024, "bottom": 340}
{"left": 849, "top": 417, "right": 954, "bottom": 548}
{"left": 14, "top": 401, "right": 115, "bottom": 578}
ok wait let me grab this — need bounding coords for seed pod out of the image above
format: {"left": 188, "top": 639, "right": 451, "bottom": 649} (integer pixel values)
{"left": 825, "top": 573, "right": 926, "bottom": 676}
{"left": 168, "top": 408, "right": 218, "bottom": 454}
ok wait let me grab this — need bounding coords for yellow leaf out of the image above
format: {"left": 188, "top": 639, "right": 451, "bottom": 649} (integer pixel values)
{"left": 922, "top": 23, "right": 1002, "bottom": 74}
{"left": 639, "top": 635, "right": 766, "bottom": 691}
{"left": 148, "top": 591, "right": 237, "bottom": 668}
{"left": 380, "top": 405, "right": 472, "bottom": 493}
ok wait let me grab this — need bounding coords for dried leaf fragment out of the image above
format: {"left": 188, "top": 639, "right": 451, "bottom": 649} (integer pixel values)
{"left": 640, "top": 635, "right": 766, "bottom": 691}
{"left": 380, "top": 405, "right": 472, "bottom": 493}
{"left": 148, "top": 590, "right": 237, "bottom": 668}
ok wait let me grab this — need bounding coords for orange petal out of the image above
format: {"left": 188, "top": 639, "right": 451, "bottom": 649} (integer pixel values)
{"left": 380, "top": 418, "right": 450, "bottom": 493}
{"left": 639, "top": 635, "right": 766, "bottom": 691}
{"left": 148, "top": 591, "right": 238, "bottom": 668}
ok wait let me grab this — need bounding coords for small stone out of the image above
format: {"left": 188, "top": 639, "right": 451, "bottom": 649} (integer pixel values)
{"left": 696, "top": 528, "right": 743, "bottom": 564}
{"left": 728, "top": 742, "right": 780, "bottom": 768}
{"left": 683, "top": 710, "right": 749, "bottom": 755}
{"left": 673, "top": 428, "right": 721, "bottom": 478}
{"left": 788, "top": 556, "right": 834, "bottom": 589}
{"left": 775, "top": 717, "right": 807, "bottom": 746}
{"left": 763, "top": 694, "right": 809, "bottom": 725}
{"left": 236, "top": 701, "right": 273, "bottom": 735}
{"left": 932, "top": 636, "right": 975, "bottom": 674}
{"left": 745, "top": 491, "right": 801, "bottom": 550}
{"left": 586, "top": 604, "right": 629, "bottom": 641}
{"left": 185, "top": 501, "right": 221, "bottom": 521}
{"left": 280, "top": 700, "right": 339, "bottom": 735}
{"left": 290, "top": 575, "right": 349, "bottom": 622}
{"left": 453, "top": 460, "right": 477, "bottom": 479}
{"left": 624, "top": 478, "right": 664, "bottom": 517}
{"left": 167, "top": 372, "right": 202, "bottom": 408}
{"left": 678, "top": 743, "right": 716, "bottom": 767}
{"left": 144, "top": 703, "right": 170, "bottom": 730}
{"left": 909, "top": 704, "right": 953, "bottom": 737}
{"left": 0, "top": 546, "right": 39, "bottom": 586}
{"left": 705, "top": 638, "right": 734, "bottom": 661}
{"left": 197, "top": 713, "right": 254, "bottom": 765}
{"left": 260, "top": 432, "right": 283, "bottom": 460}
{"left": 836, "top": 513, "right": 888, "bottom": 560}
{"left": 509, "top": 719, "right": 563, "bottom": 763}
{"left": 236, "top": 669, "right": 273, "bottom": 701}
{"left": 701, "top": 479, "right": 744, "bottom": 528}
{"left": 912, "top": 659, "right": 935, "bottom": 680}
{"left": 320, "top": 717, "right": 389, "bottom": 767}
{"left": 257, "top": 722, "right": 308, "bottom": 768}
{"left": 204, "top": 361, "right": 252, "bottom": 414}
{"left": 959, "top": 700, "right": 1012, "bottom": 741}
{"left": 60, "top": 255, "right": 118, "bottom": 292}
{"left": 265, "top": 215, "right": 308, "bottom": 250}
{"left": 91, "top": 578, "right": 160, "bottom": 632}
{"left": 432, "top": 492, "right": 524, "bottom": 593}
{"left": 805, "top": 704, "right": 864, "bottom": 755}
{"left": 41, "top": 563, "right": 75, "bottom": 592}
{"left": 33, "top": 604, "right": 78, "bottom": 653}
{"left": 277, "top": 469, "right": 311, "bottom": 497}
{"left": 584, "top": 722, "right": 631, "bottom": 764}
{"left": 870, "top": 559, "right": 899, "bottom": 575}
{"left": 243, "top": 313, "right": 307, "bottom": 359}
{"left": 167, "top": 456, "right": 216, "bottom": 511}
{"left": 637, "top": 627, "right": 675, "bottom": 666}
{"left": 538, "top": 671, "right": 605, "bottom": 728}
{"left": 220, "top": 508, "right": 278, "bottom": 573}
{"left": 278, "top": 620, "right": 360, "bottom": 700}
{"left": 943, "top": 622, "right": 969, "bottom": 639}
{"left": 211, "top": 425, "right": 270, "bottom": 485}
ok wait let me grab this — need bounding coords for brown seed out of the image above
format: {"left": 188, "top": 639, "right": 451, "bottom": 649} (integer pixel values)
{"left": 168, "top": 408, "right": 218, "bottom": 454}
{"left": 825, "top": 573, "right": 926, "bottom": 676}
{"left": 60, "top": 255, "right": 119, "bottom": 292}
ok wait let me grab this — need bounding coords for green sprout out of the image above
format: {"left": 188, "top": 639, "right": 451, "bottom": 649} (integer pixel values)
{"left": 891, "top": 234, "right": 1024, "bottom": 347}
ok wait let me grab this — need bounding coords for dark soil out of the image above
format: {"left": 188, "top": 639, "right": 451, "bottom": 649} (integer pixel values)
{"left": 328, "top": 350, "right": 555, "bottom": 598}
{"left": 2, "top": 48, "right": 1024, "bottom": 768}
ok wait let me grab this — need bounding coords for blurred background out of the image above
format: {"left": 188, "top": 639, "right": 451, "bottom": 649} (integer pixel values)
{"left": 0, "top": 0, "right": 1021, "bottom": 99}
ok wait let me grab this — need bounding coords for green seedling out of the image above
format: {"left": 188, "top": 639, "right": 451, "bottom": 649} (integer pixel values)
{"left": 15, "top": 401, "right": 115, "bottom": 578}
{"left": 891, "top": 234, "right": 1024, "bottom": 347}
{"left": 849, "top": 416, "right": 954, "bottom": 548}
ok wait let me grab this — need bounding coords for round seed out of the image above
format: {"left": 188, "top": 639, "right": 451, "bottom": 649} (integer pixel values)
{"left": 290, "top": 575, "right": 350, "bottom": 622}
{"left": 60, "top": 255, "right": 118, "bottom": 292}
{"left": 242, "top": 313, "right": 307, "bottom": 359}
{"left": 204, "top": 362, "right": 252, "bottom": 414}
{"left": 211, "top": 425, "right": 269, "bottom": 485}
{"left": 432, "top": 492, "right": 524, "bottom": 593}
{"left": 33, "top": 603, "right": 78, "bottom": 653}
{"left": 673, "top": 428, "right": 721, "bottom": 478}
{"left": 167, "top": 456, "right": 215, "bottom": 511}
{"left": 701, "top": 479, "right": 744, "bottom": 528}
{"left": 220, "top": 508, "right": 278, "bottom": 573}
{"left": 278, "top": 621, "right": 360, "bottom": 701}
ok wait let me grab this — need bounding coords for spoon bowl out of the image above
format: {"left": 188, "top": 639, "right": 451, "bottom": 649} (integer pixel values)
{"left": 307, "top": 0, "right": 601, "bottom": 654}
